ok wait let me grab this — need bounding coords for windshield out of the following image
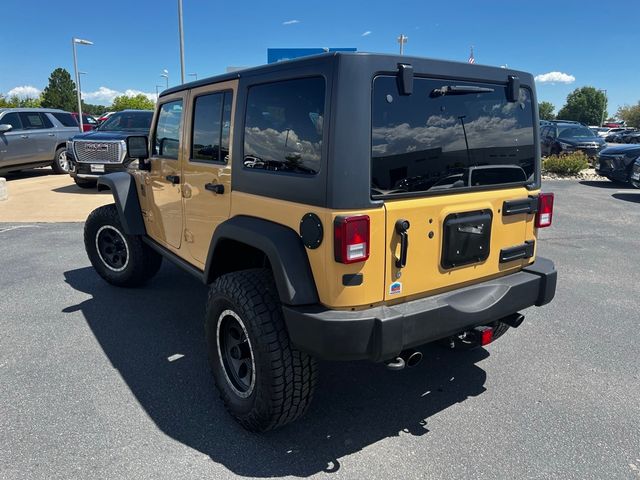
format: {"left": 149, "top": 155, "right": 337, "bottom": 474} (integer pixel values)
{"left": 98, "top": 111, "right": 153, "bottom": 132}
{"left": 371, "top": 76, "right": 535, "bottom": 195}
{"left": 558, "top": 126, "right": 596, "bottom": 139}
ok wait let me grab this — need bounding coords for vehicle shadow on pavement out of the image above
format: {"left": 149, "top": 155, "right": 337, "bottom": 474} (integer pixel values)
{"left": 2, "top": 168, "right": 53, "bottom": 181}
{"left": 612, "top": 192, "right": 640, "bottom": 203}
{"left": 578, "top": 180, "right": 626, "bottom": 189}
{"left": 63, "top": 264, "right": 489, "bottom": 477}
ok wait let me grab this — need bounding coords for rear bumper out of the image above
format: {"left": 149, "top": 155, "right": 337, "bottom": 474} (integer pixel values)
{"left": 282, "top": 257, "right": 557, "bottom": 362}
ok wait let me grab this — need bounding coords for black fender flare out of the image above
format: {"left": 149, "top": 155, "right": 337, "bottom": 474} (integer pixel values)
{"left": 205, "top": 216, "right": 319, "bottom": 306}
{"left": 97, "top": 172, "right": 146, "bottom": 235}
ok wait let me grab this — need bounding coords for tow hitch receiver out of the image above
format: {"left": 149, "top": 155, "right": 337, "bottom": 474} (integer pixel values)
{"left": 474, "top": 326, "right": 494, "bottom": 346}
{"left": 447, "top": 325, "right": 495, "bottom": 349}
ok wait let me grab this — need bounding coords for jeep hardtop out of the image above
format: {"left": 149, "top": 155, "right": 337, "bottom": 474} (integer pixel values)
{"left": 84, "top": 52, "right": 557, "bottom": 432}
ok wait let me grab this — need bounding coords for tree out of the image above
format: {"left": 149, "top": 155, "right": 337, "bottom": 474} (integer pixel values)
{"left": 538, "top": 101, "right": 555, "bottom": 121}
{"left": 556, "top": 87, "right": 607, "bottom": 126}
{"left": 81, "top": 102, "right": 108, "bottom": 116}
{"left": 111, "top": 94, "right": 155, "bottom": 111}
{"left": 0, "top": 93, "right": 42, "bottom": 108}
{"left": 40, "top": 68, "right": 77, "bottom": 111}
{"left": 616, "top": 102, "right": 640, "bottom": 128}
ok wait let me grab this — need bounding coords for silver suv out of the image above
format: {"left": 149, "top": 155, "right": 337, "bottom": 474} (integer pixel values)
{"left": 0, "top": 108, "right": 80, "bottom": 175}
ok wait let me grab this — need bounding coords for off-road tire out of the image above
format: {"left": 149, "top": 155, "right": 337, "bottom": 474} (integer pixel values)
{"left": 51, "top": 146, "right": 70, "bottom": 174}
{"left": 74, "top": 177, "right": 97, "bottom": 189}
{"left": 84, "top": 204, "right": 162, "bottom": 287}
{"left": 205, "top": 268, "right": 318, "bottom": 432}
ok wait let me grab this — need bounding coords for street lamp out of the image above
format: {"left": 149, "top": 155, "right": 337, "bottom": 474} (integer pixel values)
{"left": 161, "top": 69, "right": 169, "bottom": 89}
{"left": 598, "top": 89, "right": 607, "bottom": 127}
{"left": 72, "top": 37, "right": 93, "bottom": 132}
{"left": 78, "top": 71, "right": 87, "bottom": 127}
{"left": 178, "top": 0, "right": 186, "bottom": 84}
{"left": 155, "top": 85, "right": 164, "bottom": 102}
{"left": 188, "top": 72, "right": 198, "bottom": 81}
{"left": 397, "top": 34, "right": 408, "bottom": 55}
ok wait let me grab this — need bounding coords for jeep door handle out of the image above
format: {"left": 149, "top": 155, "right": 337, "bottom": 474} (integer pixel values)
{"left": 20, "top": 135, "right": 29, "bottom": 139}
{"left": 165, "top": 174, "right": 180, "bottom": 184}
{"left": 48, "top": 133, "right": 56, "bottom": 136}
{"left": 204, "top": 182, "right": 224, "bottom": 194}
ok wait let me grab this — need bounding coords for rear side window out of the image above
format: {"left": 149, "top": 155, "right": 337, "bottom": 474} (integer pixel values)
{"left": 19, "top": 112, "right": 53, "bottom": 129}
{"left": 371, "top": 76, "right": 536, "bottom": 196}
{"left": 191, "top": 91, "right": 232, "bottom": 163}
{"left": 154, "top": 101, "right": 183, "bottom": 158}
{"left": 1, "top": 112, "right": 23, "bottom": 130}
{"left": 243, "top": 77, "right": 325, "bottom": 175}
{"left": 51, "top": 112, "right": 79, "bottom": 127}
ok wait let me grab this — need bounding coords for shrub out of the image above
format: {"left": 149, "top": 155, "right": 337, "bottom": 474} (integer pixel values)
{"left": 543, "top": 152, "right": 590, "bottom": 175}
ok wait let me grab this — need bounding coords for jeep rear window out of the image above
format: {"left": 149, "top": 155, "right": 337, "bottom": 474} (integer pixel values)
{"left": 371, "top": 76, "right": 535, "bottom": 196}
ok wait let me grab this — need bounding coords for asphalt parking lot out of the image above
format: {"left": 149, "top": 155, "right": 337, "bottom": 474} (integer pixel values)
{"left": 1, "top": 179, "right": 639, "bottom": 480}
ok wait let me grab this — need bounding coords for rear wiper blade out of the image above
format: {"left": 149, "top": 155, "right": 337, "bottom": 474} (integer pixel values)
{"left": 430, "top": 85, "right": 494, "bottom": 97}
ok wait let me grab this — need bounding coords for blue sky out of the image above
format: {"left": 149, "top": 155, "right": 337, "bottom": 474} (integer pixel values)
{"left": 1, "top": 0, "right": 639, "bottom": 117}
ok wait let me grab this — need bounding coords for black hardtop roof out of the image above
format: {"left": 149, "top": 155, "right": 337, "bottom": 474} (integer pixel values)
{"left": 160, "top": 51, "right": 533, "bottom": 97}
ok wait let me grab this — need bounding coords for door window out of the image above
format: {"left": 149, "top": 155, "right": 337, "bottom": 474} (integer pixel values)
{"left": 1, "top": 112, "right": 23, "bottom": 130}
{"left": 153, "top": 100, "right": 183, "bottom": 158}
{"left": 191, "top": 91, "right": 232, "bottom": 163}
{"left": 19, "top": 112, "right": 53, "bottom": 129}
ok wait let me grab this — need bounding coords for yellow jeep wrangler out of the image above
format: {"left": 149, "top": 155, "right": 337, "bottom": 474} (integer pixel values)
{"left": 84, "top": 53, "right": 557, "bottom": 432}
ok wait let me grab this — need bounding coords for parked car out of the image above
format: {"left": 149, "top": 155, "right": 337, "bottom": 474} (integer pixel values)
{"left": 83, "top": 52, "right": 557, "bottom": 432}
{"left": 96, "top": 111, "right": 116, "bottom": 124}
{"left": 621, "top": 130, "right": 640, "bottom": 144}
{"left": 540, "top": 121, "right": 605, "bottom": 157}
{"left": 605, "top": 128, "right": 636, "bottom": 143}
{"left": 0, "top": 108, "right": 79, "bottom": 174}
{"left": 596, "top": 144, "right": 640, "bottom": 186}
{"left": 590, "top": 127, "right": 611, "bottom": 138}
{"left": 71, "top": 113, "right": 98, "bottom": 132}
{"left": 66, "top": 109, "right": 154, "bottom": 188}
{"left": 631, "top": 157, "right": 640, "bottom": 188}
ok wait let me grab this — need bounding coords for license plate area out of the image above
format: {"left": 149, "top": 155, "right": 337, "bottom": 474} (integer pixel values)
{"left": 441, "top": 210, "right": 492, "bottom": 269}
{"left": 90, "top": 164, "right": 105, "bottom": 173}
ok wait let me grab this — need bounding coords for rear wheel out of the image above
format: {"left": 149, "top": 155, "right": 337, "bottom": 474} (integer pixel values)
{"left": 51, "top": 147, "right": 70, "bottom": 174}
{"left": 74, "top": 177, "right": 97, "bottom": 189}
{"left": 84, "top": 204, "right": 162, "bottom": 287}
{"left": 205, "top": 268, "right": 317, "bottom": 432}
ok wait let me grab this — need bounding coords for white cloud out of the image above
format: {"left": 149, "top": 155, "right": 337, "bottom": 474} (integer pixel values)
{"left": 7, "top": 85, "right": 41, "bottom": 99}
{"left": 361, "top": 30, "right": 372, "bottom": 37}
{"left": 82, "top": 86, "right": 156, "bottom": 105}
{"left": 282, "top": 19, "right": 300, "bottom": 25}
{"left": 534, "top": 71, "right": 576, "bottom": 84}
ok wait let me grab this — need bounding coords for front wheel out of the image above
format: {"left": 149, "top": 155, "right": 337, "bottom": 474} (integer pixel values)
{"left": 205, "top": 268, "right": 318, "bottom": 432}
{"left": 84, "top": 204, "right": 162, "bottom": 287}
{"left": 51, "top": 147, "right": 70, "bottom": 174}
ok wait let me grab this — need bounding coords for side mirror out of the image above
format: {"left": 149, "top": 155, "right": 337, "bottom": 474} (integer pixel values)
{"left": 126, "top": 136, "right": 150, "bottom": 170}
{"left": 0, "top": 124, "right": 13, "bottom": 133}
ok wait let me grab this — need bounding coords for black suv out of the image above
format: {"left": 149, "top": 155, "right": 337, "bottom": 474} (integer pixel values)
{"left": 596, "top": 144, "right": 640, "bottom": 186}
{"left": 67, "top": 109, "right": 153, "bottom": 188}
{"left": 540, "top": 121, "right": 605, "bottom": 157}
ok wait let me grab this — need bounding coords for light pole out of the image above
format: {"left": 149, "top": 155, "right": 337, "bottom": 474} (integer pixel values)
{"left": 397, "top": 34, "right": 408, "bottom": 55}
{"left": 178, "top": 0, "right": 185, "bottom": 84}
{"left": 78, "top": 71, "right": 87, "bottom": 127}
{"left": 188, "top": 72, "right": 198, "bottom": 81}
{"left": 598, "top": 89, "right": 607, "bottom": 126}
{"left": 161, "top": 69, "right": 169, "bottom": 89}
{"left": 155, "top": 85, "right": 164, "bottom": 102}
{"left": 72, "top": 37, "right": 93, "bottom": 132}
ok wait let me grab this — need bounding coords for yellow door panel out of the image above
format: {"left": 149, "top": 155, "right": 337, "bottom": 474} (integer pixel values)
{"left": 182, "top": 81, "right": 237, "bottom": 268}
{"left": 145, "top": 93, "right": 187, "bottom": 249}
{"left": 383, "top": 187, "right": 536, "bottom": 302}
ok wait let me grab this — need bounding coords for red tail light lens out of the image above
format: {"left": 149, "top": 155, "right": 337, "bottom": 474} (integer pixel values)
{"left": 334, "top": 215, "right": 370, "bottom": 264}
{"left": 535, "top": 192, "right": 554, "bottom": 228}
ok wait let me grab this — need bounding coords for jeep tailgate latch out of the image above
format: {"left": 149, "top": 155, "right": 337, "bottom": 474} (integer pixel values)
{"left": 395, "top": 219, "right": 410, "bottom": 268}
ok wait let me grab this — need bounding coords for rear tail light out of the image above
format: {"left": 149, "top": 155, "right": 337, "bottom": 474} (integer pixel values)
{"left": 535, "top": 192, "right": 554, "bottom": 228}
{"left": 334, "top": 215, "right": 370, "bottom": 264}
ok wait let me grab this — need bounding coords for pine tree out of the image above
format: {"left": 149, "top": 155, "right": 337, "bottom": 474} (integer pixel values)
{"left": 40, "top": 68, "right": 77, "bottom": 112}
